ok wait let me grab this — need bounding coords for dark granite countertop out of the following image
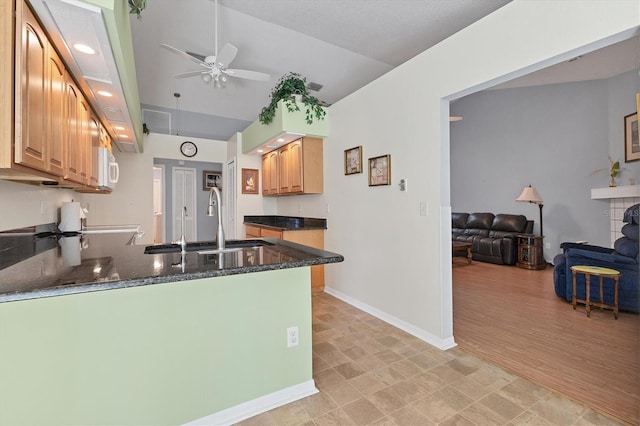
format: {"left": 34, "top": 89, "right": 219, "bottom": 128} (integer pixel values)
{"left": 0, "top": 232, "right": 343, "bottom": 303}
{"left": 244, "top": 215, "right": 327, "bottom": 230}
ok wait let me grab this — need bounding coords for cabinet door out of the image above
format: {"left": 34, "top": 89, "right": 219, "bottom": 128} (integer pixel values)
{"left": 288, "top": 140, "right": 303, "bottom": 193}
{"left": 278, "top": 144, "right": 291, "bottom": 193}
{"left": 261, "top": 154, "right": 270, "bottom": 196}
{"left": 245, "top": 225, "right": 261, "bottom": 238}
{"left": 88, "top": 115, "right": 100, "bottom": 187}
{"left": 47, "top": 48, "right": 65, "bottom": 176}
{"left": 77, "top": 97, "right": 90, "bottom": 184}
{"left": 64, "top": 79, "right": 82, "bottom": 183}
{"left": 261, "top": 150, "right": 279, "bottom": 195}
{"left": 15, "top": 5, "right": 47, "bottom": 171}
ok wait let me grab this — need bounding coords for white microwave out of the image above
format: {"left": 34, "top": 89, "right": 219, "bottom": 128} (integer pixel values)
{"left": 98, "top": 147, "right": 119, "bottom": 190}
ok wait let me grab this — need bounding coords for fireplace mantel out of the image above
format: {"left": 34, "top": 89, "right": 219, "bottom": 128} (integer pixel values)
{"left": 591, "top": 185, "right": 640, "bottom": 200}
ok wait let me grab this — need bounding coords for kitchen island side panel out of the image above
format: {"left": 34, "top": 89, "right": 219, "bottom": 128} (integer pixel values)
{"left": 0, "top": 267, "right": 312, "bottom": 425}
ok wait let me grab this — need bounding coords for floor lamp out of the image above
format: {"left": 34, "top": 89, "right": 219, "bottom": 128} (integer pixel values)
{"left": 516, "top": 185, "right": 544, "bottom": 236}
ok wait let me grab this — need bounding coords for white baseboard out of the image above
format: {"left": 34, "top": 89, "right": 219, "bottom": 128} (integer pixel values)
{"left": 324, "top": 286, "right": 457, "bottom": 351}
{"left": 184, "top": 380, "right": 318, "bottom": 426}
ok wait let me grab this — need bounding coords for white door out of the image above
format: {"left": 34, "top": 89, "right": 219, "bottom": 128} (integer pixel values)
{"left": 152, "top": 165, "right": 165, "bottom": 244}
{"left": 172, "top": 167, "right": 197, "bottom": 242}
{"left": 224, "top": 158, "right": 237, "bottom": 239}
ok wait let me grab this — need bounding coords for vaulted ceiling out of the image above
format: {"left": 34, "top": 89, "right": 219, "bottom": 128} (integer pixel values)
{"left": 129, "top": 0, "right": 639, "bottom": 140}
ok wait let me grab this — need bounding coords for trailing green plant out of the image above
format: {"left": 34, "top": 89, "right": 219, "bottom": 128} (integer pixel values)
{"left": 143, "top": 123, "right": 150, "bottom": 135}
{"left": 259, "top": 72, "right": 327, "bottom": 125}
{"left": 128, "top": 0, "right": 147, "bottom": 20}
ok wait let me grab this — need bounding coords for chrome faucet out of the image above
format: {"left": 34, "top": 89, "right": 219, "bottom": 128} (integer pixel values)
{"left": 207, "top": 187, "right": 225, "bottom": 250}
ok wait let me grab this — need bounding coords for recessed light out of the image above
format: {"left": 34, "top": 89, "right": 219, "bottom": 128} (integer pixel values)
{"left": 119, "top": 134, "right": 129, "bottom": 139}
{"left": 449, "top": 116, "right": 463, "bottom": 122}
{"left": 97, "top": 90, "right": 113, "bottom": 97}
{"left": 277, "top": 138, "right": 285, "bottom": 142}
{"left": 113, "top": 126, "right": 125, "bottom": 131}
{"left": 73, "top": 43, "right": 95, "bottom": 55}
{"left": 257, "top": 149, "right": 264, "bottom": 153}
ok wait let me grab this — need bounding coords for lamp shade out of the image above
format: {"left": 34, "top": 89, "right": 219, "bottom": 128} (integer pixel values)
{"left": 516, "top": 185, "right": 543, "bottom": 204}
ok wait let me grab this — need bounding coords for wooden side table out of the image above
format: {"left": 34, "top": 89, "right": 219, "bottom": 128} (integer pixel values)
{"left": 516, "top": 234, "right": 546, "bottom": 270}
{"left": 570, "top": 265, "right": 620, "bottom": 319}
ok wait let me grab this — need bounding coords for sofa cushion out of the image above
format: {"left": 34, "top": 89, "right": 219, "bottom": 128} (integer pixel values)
{"left": 623, "top": 203, "right": 639, "bottom": 224}
{"left": 614, "top": 236, "right": 639, "bottom": 259}
{"left": 622, "top": 223, "right": 639, "bottom": 241}
{"left": 490, "top": 214, "right": 528, "bottom": 234}
{"left": 466, "top": 213, "right": 494, "bottom": 230}
{"left": 452, "top": 213, "right": 469, "bottom": 229}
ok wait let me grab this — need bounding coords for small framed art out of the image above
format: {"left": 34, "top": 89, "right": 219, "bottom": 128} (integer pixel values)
{"left": 624, "top": 112, "right": 639, "bottom": 163}
{"left": 241, "top": 168, "right": 259, "bottom": 194}
{"left": 344, "top": 146, "right": 363, "bottom": 175}
{"left": 203, "top": 171, "right": 222, "bottom": 191}
{"left": 368, "top": 154, "right": 391, "bottom": 186}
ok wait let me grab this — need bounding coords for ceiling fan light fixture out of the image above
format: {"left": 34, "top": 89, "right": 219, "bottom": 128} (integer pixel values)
{"left": 202, "top": 73, "right": 212, "bottom": 84}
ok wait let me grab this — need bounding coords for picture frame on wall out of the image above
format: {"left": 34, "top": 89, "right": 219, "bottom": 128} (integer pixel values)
{"left": 344, "top": 146, "right": 363, "bottom": 175}
{"left": 241, "top": 168, "right": 259, "bottom": 194}
{"left": 368, "top": 154, "right": 391, "bottom": 186}
{"left": 203, "top": 171, "right": 222, "bottom": 191}
{"left": 624, "top": 112, "right": 639, "bottom": 163}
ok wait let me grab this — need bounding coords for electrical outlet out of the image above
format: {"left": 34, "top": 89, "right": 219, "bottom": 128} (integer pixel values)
{"left": 287, "top": 326, "right": 299, "bottom": 348}
{"left": 419, "top": 202, "right": 428, "bottom": 216}
{"left": 545, "top": 243, "right": 551, "bottom": 249}
{"left": 40, "top": 200, "right": 45, "bottom": 215}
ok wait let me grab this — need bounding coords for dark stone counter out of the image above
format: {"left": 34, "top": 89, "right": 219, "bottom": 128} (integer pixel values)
{"left": 0, "top": 232, "right": 343, "bottom": 303}
{"left": 244, "top": 215, "right": 327, "bottom": 230}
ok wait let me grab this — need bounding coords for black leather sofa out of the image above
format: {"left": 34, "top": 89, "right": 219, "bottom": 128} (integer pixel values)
{"left": 452, "top": 212, "right": 534, "bottom": 265}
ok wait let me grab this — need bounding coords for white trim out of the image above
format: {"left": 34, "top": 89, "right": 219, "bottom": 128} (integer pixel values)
{"left": 324, "top": 287, "right": 457, "bottom": 351}
{"left": 184, "top": 380, "right": 318, "bottom": 426}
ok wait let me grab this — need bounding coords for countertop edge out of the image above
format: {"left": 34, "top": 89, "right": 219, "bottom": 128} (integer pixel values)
{"left": 0, "top": 238, "right": 343, "bottom": 303}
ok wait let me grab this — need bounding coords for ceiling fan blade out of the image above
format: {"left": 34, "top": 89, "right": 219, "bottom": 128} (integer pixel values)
{"left": 185, "top": 50, "right": 208, "bottom": 62}
{"left": 215, "top": 43, "right": 238, "bottom": 69}
{"left": 224, "top": 68, "right": 271, "bottom": 81}
{"left": 174, "top": 70, "right": 207, "bottom": 79}
{"left": 161, "top": 44, "right": 203, "bottom": 65}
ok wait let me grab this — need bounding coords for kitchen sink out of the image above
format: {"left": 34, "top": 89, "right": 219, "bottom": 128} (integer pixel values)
{"left": 144, "top": 239, "right": 272, "bottom": 254}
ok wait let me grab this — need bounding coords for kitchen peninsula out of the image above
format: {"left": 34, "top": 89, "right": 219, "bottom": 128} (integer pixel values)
{"left": 0, "top": 227, "right": 343, "bottom": 425}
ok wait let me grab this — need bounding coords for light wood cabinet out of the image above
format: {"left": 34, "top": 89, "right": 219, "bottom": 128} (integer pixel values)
{"left": 262, "top": 137, "right": 323, "bottom": 196}
{"left": 261, "top": 150, "right": 279, "bottom": 195}
{"left": 0, "top": 0, "right": 111, "bottom": 191}
{"left": 15, "top": 3, "right": 48, "bottom": 172}
{"left": 245, "top": 224, "right": 325, "bottom": 293}
{"left": 47, "top": 48, "right": 65, "bottom": 177}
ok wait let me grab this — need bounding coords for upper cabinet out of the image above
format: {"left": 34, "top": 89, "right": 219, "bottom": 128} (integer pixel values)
{"left": 0, "top": 0, "right": 129, "bottom": 191}
{"left": 262, "top": 137, "right": 323, "bottom": 197}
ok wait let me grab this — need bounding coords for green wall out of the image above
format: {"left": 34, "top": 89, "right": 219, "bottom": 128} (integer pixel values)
{"left": 0, "top": 268, "right": 312, "bottom": 425}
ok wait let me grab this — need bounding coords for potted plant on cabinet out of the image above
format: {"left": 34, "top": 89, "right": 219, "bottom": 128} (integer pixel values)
{"left": 259, "top": 72, "right": 327, "bottom": 125}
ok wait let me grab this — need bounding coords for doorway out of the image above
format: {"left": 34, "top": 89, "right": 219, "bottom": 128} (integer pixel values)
{"left": 152, "top": 165, "right": 165, "bottom": 244}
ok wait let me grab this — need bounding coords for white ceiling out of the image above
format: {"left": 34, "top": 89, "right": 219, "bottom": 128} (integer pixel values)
{"left": 130, "top": 0, "right": 639, "bottom": 139}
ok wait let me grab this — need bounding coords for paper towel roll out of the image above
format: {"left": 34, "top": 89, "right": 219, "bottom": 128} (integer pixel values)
{"left": 59, "top": 202, "right": 83, "bottom": 233}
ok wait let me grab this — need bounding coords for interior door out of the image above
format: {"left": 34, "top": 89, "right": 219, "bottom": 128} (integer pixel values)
{"left": 171, "top": 167, "right": 197, "bottom": 242}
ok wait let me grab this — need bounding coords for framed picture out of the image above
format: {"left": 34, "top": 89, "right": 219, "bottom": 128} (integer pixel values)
{"left": 241, "top": 168, "right": 259, "bottom": 194}
{"left": 344, "top": 146, "right": 363, "bottom": 175}
{"left": 624, "top": 112, "right": 639, "bottom": 163}
{"left": 368, "top": 154, "right": 391, "bottom": 186}
{"left": 203, "top": 171, "right": 222, "bottom": 191}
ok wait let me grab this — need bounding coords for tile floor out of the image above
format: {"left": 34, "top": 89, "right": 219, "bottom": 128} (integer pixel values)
{"left": 236, "top": 293, "right": 622, "bottom": 426}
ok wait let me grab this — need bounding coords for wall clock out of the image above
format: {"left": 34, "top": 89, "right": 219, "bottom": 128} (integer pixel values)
{"left": 180, "top": 141, "right": 197, "bottom": 157}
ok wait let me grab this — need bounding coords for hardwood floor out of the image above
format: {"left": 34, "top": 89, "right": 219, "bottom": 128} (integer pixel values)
{"left": 453, "top": 260, "right": 640, "bottom": 425}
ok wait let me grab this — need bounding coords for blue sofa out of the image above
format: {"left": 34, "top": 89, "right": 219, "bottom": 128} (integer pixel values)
{"left": 553, "top": 204, "right": 639, "bottom": 313}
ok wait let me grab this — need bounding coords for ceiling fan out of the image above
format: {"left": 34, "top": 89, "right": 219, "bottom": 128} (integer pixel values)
{"left": 160, "top": 0, "right": 270, "bottom": 87}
